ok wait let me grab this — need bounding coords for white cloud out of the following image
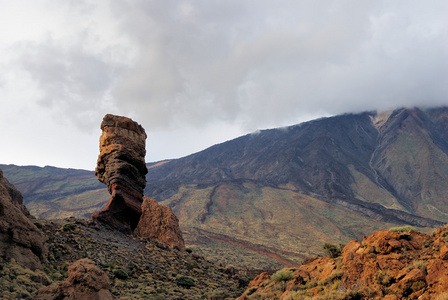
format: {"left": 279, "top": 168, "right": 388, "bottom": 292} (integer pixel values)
{"left": 0, "top": 0, "right": 447, "bottom": 169}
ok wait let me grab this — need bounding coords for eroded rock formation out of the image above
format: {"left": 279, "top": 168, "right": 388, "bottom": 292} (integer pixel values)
{"left": 135, "top": 196, "right": 185, "bottom": 251}
{"left": 35, "top": 258, "right": 115, "bottom": 300}
{"left": 92, "top": 114, "right": 148, "bottom": 232}
{"left": 0, "top": 169, "right": 47, "bottom": 270}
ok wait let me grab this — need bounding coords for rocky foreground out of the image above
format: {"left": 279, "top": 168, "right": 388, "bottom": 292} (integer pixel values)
{"left": 238, "top": 227, "right": 448, "bottom": 300}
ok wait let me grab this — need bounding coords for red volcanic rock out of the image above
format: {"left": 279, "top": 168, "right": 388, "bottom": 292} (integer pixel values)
{"left": 92, "top": 114, "right": 148, "bottom": 232}
{"left": 134, "top": 196, "right": 185, "bottom": 251}
{"left": 239, "top": 228, "right": 448, "bottom": 299}
{"left": 0, "top": 169, "right": 47, "bottom": 270}
{"left": 35, "top": 258, "right": 115, "bottom": 300}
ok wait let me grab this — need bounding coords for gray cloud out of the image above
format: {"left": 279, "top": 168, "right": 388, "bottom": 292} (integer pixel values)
{"left": 2, "top": 0, "right": 447, "bottom": 169}
{"left": 106, "top": 0, "right": 448, "bottom": 132}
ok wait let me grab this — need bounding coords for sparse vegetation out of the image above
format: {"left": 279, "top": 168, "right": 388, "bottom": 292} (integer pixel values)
{"left": 389, "top": 225, "right": 417, "bottom": 232}
{"left": 411, "top": 280, "right": 426, "bottom": 292}
{"left": 62, "top": 222, "right": 76, "bottom": 231}
{"left": 375, "top": 270, "right": 392, "bottom": 286}
{"left": 176, "top": 276, "right": 196, "bottom": 288}
{"left": 271, "top": 269, "right": 295, "bottom": 282}
{"left": 407, "top": 260, "right": 427, "bottom": 271}
{"left": 323, "top": 243, "right": 344, "bottom": 258}
{"left": 113, "top": 268, "right": 129, "bottom": 280}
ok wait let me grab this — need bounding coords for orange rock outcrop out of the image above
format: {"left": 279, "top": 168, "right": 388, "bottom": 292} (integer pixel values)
{"left": 134, "top": 196, "right": 185, "bottom": 251}
{"left": 35, "top": 258, "right": 115, "bottom": 300}
{"left": 238, "top": 228, "right": 448, "bottom": 299}
{"left": 92, "top": 114, "right": 148, "bottom": 232}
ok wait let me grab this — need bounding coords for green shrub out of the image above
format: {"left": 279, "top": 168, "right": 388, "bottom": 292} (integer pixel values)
{"left": 62, "top": 223, "right": 76, "bottom": 231}
{"left": 176, "top": 276, "right": 195, "bottom": 288}
{"left": 411, "top": 281, "right": 426, "bottom": 292}
{"left": 271, "top": 270, "right": 295, "bottom": 282}
{"left": 375, "top": 270, "right": 392, "bottom": 286}
{"left": 407, "top": 261, "right": 427, "bottom": 271}
{"left": 323, "top": 243, "right": 344, "bottom": 258}
{"left": 185, "top": 248, "right": 193, "bottom": 253}
{"left": 33, "top": 222, "right": 43, "bottom": 229}
{"left": 389, "top": 225, "right": 417, "bottom": 232}
{"left": 113, "top": 268, "right": 128, "bottom": 280}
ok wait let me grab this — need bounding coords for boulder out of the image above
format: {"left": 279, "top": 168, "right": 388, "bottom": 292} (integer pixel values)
{"left": 134, "top": 196, "right": 185, "bottom": 250}
{"left": 35, "top": 258, "right": 115, "bottom": 300}
{"left": 92, "top": 114, "right": 148, "bottom": 232}
{"left": 0, "top": 169, "right": 47, "bottom": 270}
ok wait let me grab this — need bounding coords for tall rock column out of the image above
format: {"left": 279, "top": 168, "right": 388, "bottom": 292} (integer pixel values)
{"left": 92, "top": 114, "right": 148, "bottom": 232}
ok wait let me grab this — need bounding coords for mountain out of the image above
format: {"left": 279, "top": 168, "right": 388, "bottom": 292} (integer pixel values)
{"left": 144, "top": 107, "right": 448, "bottom": 268}
{"left": 3, "top": 107, "right": 448, "bottom": 270}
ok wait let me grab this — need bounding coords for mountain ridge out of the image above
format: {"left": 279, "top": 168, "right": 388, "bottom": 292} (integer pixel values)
{"left": 3, "top": 106, "right": 448, "bottom": 269}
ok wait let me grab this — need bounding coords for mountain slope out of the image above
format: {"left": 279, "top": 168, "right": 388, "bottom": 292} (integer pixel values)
{"left": 0, "top": 165, "right": 108, "bottom": 219}
{"left": 3, "top": 107, "right": 448, "bottom": 269}
{"left": 144, "top": 107, "right": 448, "bottom": 268}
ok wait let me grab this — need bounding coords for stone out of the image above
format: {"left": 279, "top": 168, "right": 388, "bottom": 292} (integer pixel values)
{"left": 35, "top": 258, "right": 115, "bottom": 300}
{"left": 134, "top": 196, "right": 185, "bottom": 251}
{"left": 92, "top": 114, "right": 148, "bottom": 232}
{"left": 0, "top": 169, "right": 47, "bottom": 270}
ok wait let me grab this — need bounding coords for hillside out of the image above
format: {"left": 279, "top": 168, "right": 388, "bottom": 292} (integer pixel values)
{"left": 0, "top": 164, "right": 108, "bottom": 219}
{"left": 3, "top": 107, "right": 448, "bottom": 270}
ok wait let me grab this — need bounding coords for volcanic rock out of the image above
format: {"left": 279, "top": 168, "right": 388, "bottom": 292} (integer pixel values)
{"left": 35, "top": 258, "right": 115, "bottom": 300}
{"left": 92, "top": 114, "right": 148, "bottom": 232}
{"left": 238, "top": 227, "right": 448, "bottom": 299}
{"left": 0, "top": 169, "right": 47, "bottom": 270}
{"left": 134, "top": 196, "right": 185, "bottom": 250}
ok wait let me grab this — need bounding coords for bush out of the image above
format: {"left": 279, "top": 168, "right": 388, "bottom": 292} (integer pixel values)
{"left": 323, "top": 243, "right": 344, "bottom": 258}
{"left": 62, "top": 223, "right": 76, "bottom": 231}
{"left": 375, "top": 270, "right": 392, "bottom": 286}
{"left": 407, "top": 261, "right": 427, "bottom": 271}
{"left": 176, "top": 276, "right": 195, "bottom": 288}
{"left": 208, "top": 289, "right": 229, "bottom": 300}
{"left": 411, "top": 281, "right": 426, "bottom": 292}
{"left": 389, "top": 225, "right": 417, "bottom": 232}
{"left": 271, "top": 270, "right": 295, "bottom": 282}
{"left": 113, "top": 268, "right": 128, "bottom": 280}
{"left": 185, "top": 248, "right": 193, "bottom": 253}
{"left": 33, "top": 222, "right": 43, "bottom": 229}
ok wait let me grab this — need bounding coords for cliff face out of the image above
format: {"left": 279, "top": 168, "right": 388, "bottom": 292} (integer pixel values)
{"left": 92, "top": 114, "right": 148, "bottom": 232}
{"left": 0, "top": 169, "right": 47, "bottom": 270}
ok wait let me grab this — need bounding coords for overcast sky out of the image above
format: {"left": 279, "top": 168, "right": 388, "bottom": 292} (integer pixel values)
{"left": 0, "top": 0, "right": 447, "bottom": 170}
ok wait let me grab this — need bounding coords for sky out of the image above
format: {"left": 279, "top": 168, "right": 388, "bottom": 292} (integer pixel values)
{"left": 0, "top": 0, "right": 447, "bottom": 170}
